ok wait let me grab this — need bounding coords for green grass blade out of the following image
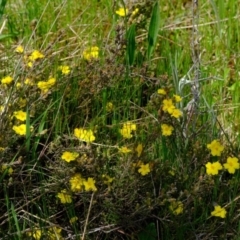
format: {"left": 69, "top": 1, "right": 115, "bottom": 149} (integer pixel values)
{"left": 0, "top": 0, "right": 7, "bottom": 20}
{"left": 127, "top": 24, "right": 136, "bottom": 66}
{"left": 11, "top": 202, "right": 21, "bottom": 238}
{"left": 25, "top": 108, "right": 31, "bottom": 153}
{"left": 147, "top": 1, "right": 160, "bottom": 60}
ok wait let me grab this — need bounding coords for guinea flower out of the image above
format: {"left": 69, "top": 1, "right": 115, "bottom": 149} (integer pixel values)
{"left": 57, "top": 189, "right": 72, "bottom": 204}
{"left": 106, "top": 102, "right": 114, "bottom": 112}
{"left": 13, "top": 110, "right": 27, "bottom": 121}
{"left": 1, "top": 76, "right": 13, "bottom": 85}
{"left": 61, "top": 151, "right": 79, "bottom": 163}
{"left": 173, "top": 94, "right": 182, "bottom": 102}
{"left": 74, "top": 128, "right": 95, "bottom": 142}
{"left": 83, "top": 46, "right": 99, "bottom": 60}
{"left": 15, "top": 45, "right": 24, "bottom": 53}
{"left": 69, "top": 173, "right": 85, "bottom": 192}
{"left": 12, "top": 124, "right": 27, "bottom": 135}
{"left": 116, "top": 7, "right": 128, "bottom": 16}
{"left": 37, "top": 77, "right": 56, "bottom": 93}
{"left": 138, "top": 163, "right": 150, "bottom": 176}
{"left": 169, "top": 200, "right": 183, "bottom": 215}
{"left": 29, "top": 50, "right": 44, "bottom": 61}
{"left": 135, "top": 143, "right": 143, "bottom": 157}
{"left": 205, "top": 161, "right": 223, "bottom": 175}
{"left": 119, "top": 121, "right": 137, "bottom": 139}
{"left": 69, "top": 216, "right": 78, "bottom": 224}
{"left": 132, "top": 8, "right": 139, "bottom": 16}
{"left": 161, "top": 124, "right": 174, "bottom": 136}
{"left": 162, "top": 99, "right": 175, "bottom": 114}
{"left": 59, "top": 65, "right": 70, "bottom": 75}
{"left": 47, "top": 227, "right": 62, "bottom": 240}
{"left": 157, "top": 88, "right": 167, "bottom": 95}
{"left": 83, "top": 177, "right": 97, "bottom": 191}
{"left": 211, "top": 205, "right": 227, "bottom": 218}
{"left": 119, "top": 146, "right": 132, "bottom": 154}
{"left": 207, "top": 140, "right": 224, "bottom": 156}
{"left": 223, "top": 157, "right": 240, "bottom": 174}
{"left": 171, "top": 108, "right": 183, "bottom": 118}
{"left": 27, "top": 229, "right": 42, "bottom": 240}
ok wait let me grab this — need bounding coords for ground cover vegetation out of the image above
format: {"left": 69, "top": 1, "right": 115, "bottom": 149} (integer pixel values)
{"left": 0, "top": 0, "right": 240, "bottom": 239}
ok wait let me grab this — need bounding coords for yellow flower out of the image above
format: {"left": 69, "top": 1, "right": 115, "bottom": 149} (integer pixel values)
{"left": 1, "top": 76, "right": 13, "bottom": 85}
{"left": 37, "top": 77, "right": 56, "bottom": 93}
{"left": 132, "top": 8, "right": 139, "bottom": 16}
{"left": 61, "top": 151, "right": 79, "bottom": 163}
{"left": 138, "top": 163, "right": 150, "bottom": 176}
{"left": 116, "top": 7, "right": 128, "bottom": 16}
{"left": 59, "top": 65, "right": 70, "bottom": 75}
{"left": 162, "top": 99, "right": 175, "bottom": 114}
{"left": 69, "top": 216, "right": 78, "bottom": 224}
{"left": 205, "top": 161, "right": 223, "bottom": 175}
{"left": 169, "top": 200, "right": 183, "bottom": 215}
{"left": 106, "top": 102, "right": 114, "bottom": 112}
{"left": 157, "top": 88, "right": 167, "bottom": 95}
{"left": 57, "top": 189, "right": 72, "bottom": 204}
{"left": 83, "top": 46, "right": 99, "bottom": 60}
{"left": 18, "top": 98, "right": 27, "bottom": 108}
{"left": 69, "top": 173, "right": 85, "bottom": 192}
{"left": 29, "top": 50, "right": 44, "bottom": 61}
{"left": 30, "top": 229, "right": 42, "bottom": 240}
{"left": 173, "top": 94, "right": 182, "bottom": 102}
{"left": 27, "top": 61, "right": 33, "bottom": 68}
{"left": 223, "top": 157, "right": 240, "bottom": 174}
{"left": 47, "top": 227, "right": 63, "bottom": 240}
{"left": 13, "top": 110, "right": 27, "bottom": 121}
{"left": 135, "top": 143, "right": 143, "bottom": 157}
{"left": 119, "top": 146, "right": 132, "bottom": 154}
{"left": 24, "top": 78, "right": 34, "bottom": 85}
{"left": 15, "top": 45, "right": 24, "bottom": 53}
{"left": 207, "top": 140, "right": 224, "bottom": 156}
{"left": 102, "top": 174, "right": 114, "bottom": 185}
{"left": 211, "top": 205, "right": 227, "bottom": 218}
{"left": 12, "top": 124, "right": 27, "bottom": 135}
{"left": 1, "top": 165, "right": 13, "bottom": 175}
{"left": 161, "top": 124, "right": 174, "bottom": 136}
{"left": 119, "top": 121, "right": 137, "bottom": 139}
{"left": 171, "top": 108, "right": 183, "bottom": 118}
{"left": 83, "top": 177, "right": 97, "bottom": 191}
{"left": 74, "top": 128, "right": 95, "bottom": 142}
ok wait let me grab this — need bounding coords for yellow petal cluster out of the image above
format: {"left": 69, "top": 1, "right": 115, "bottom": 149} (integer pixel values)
{"left": 205, "top": 161, "right": 223, "bottom": 175}
{"left": 83, "top": 46, "right": 99, "bottom": 60}
{"left": 61, "top": 151, "right": 79, "bottom": 163}
{"left": 1, "top": 76, "right": 13, "bottom": 85}
{"left": 223, "top": 157, "right": 239, "bottom": 174}
{"left": 138, "top": 163, "right": 150, "bottom": 176}
{"left": 119, "top": 146, "right": 132, "bottom": 154}
{"left": 211, "top": 205, "right": 227, "bottom": 218}
{"left": 207, "top": 140, "right": 224, "bottom": 156}
{"left": 169, "top": 200, "right": 183, "bottom": 215}
{"left": 119, "top": 121, "right": 137, "bottom": 139}
{"left": 37, "top": 77, "right": 56, "bottom": 93}
{"left": 69, "top": 173, "right": 85, "bottom": 192}
{"left": 161, "top": 124, "right": 174, "bottom": 136}
{"left": 59, "top": 65, "right": 70, "bottom": 75}
{"left": 116, "top": 7, "right": 128, "bottom": 16}
{"left": 13, "top": 110, "right": 27, "bottom": 121}
{"left": 57, "top": 189, "right": 72, "bottom": 204}
{"left": 83, "top": 177, "right": 97, "bottom": 191}
{"left": 74, "top": 128, "right": 95, "bottom": 142}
